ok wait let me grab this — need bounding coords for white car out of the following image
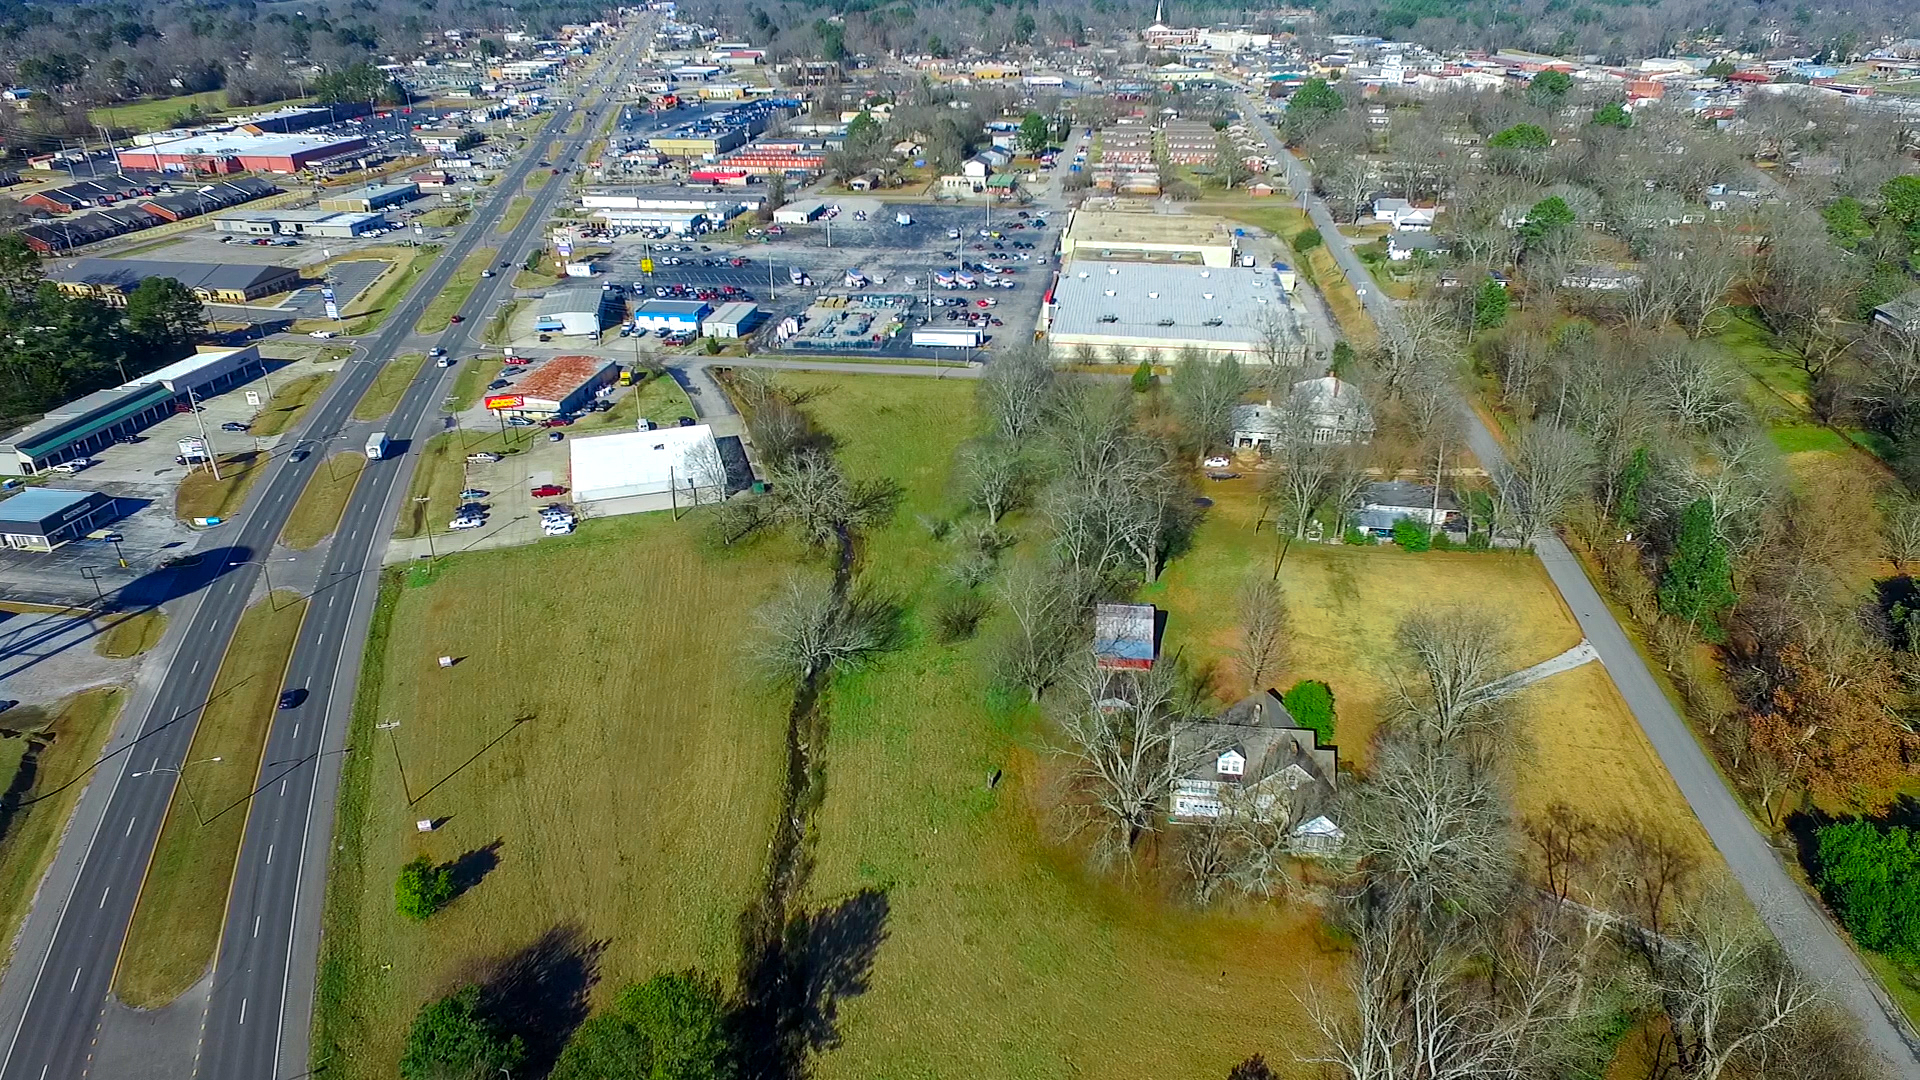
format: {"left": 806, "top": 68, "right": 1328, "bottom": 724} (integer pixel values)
{"left": 543, "top": 521, "right": 574, "bottom": 536}
{"left": 51, "top": 458, "right": 92, "bottom": 474}
{"left": 1203, "top": 456, "right": 1231, "bottom": 469}
{"left": 309, "top": 330, "right": 337, "bottom": 339}
{"left": 450, "top": 516, "right": 486, "bottom": 531}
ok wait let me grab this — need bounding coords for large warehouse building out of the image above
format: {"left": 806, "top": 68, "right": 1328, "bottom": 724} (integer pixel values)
{"left": 50, "top": 259, "right": 301, "bottom": 306}
{"left": 0, "top": 346, "right": 267, "bottom": 474}
{"left": 116, "top": 132, "right": 368, "bottom": 174}
{"left": 1058, "top": 209, "right": 1240, "bottom": 268}
{"left": 0, "top": 489, "right": 120, "bottom": 551}
{"left": 569, "top": 425, "right": 726, "bottom": 503}
{"left": 1043, "top": 262, "right": 1299, "bottom": 362}
{"left": 213, "top": 209, "right": 387, "bottom": 237}
{"left": 318, "top": 182, "right": 419, "bottom": 213}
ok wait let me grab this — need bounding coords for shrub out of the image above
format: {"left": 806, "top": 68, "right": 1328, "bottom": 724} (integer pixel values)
{"left": 395, "top": 855, "right": 456, "bottom": 921}
{"left": 1131, "top": 358, "right": 1155, "bottom": 392}
{"left": 1343, "top": 526, "right": 1370, "bottom": 546}
{"left": 1465, "top": 530, "right": 1490, "bottom": 551}
{"left": 1294, "top": 228, "right": 1323, "bottom": 253}
{"left": 934, "top": 593, "right": 992, "bottom": 642}
{"left": 1430, "top": 532, "right": 1454, "bottom": 550}
{"left": 1390, "top": 518, "right": 1430, "bottom": 551}
{"left": 703, "top": 336, "right": 722, "bottom": 355}
{"left": 551, "top": 971, "right": 735, "bottom": 1080}
{"left": 1816, "top": 821, "right": 1920, "bottom": 959}
{"left": 1282, "top": 680, "right": 1335, "bottom": 744}
{"left": 401, "top": 986, "right": 524, "bottom": 1080}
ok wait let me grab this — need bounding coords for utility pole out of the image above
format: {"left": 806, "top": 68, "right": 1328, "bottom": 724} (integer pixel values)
{"left": 415, "top": 497, "right": 437, "bottom": 559}
{"left": 187, "top": 385, "right": 222, "bottom": 480}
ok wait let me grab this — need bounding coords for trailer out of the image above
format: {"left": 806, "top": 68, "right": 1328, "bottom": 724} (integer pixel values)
{"left": 843, "top": 268, "right": 867, "bottom": 289}
{"left": 956, "top": 271, "right": 977, "bottom": 289}
{"left": 912, "top": 327, "right": 982, "bottom": 348}
{"left": 788, "top": 267, "right": 810, "bottom": 286}
{"left": 933, "top": 270, "right": 956, "bottom": 288}
{"left": 895, "top": 211, "right": 913, "bottom": 226}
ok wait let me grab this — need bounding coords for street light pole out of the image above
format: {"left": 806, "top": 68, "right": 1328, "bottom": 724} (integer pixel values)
{"left": 131, "top": 756, "right": 223, "bottom": 826}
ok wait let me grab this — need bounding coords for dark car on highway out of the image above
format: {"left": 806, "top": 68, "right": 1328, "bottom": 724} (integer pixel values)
{"left": 278, "top": 689, "right": 307, "bottom": 709}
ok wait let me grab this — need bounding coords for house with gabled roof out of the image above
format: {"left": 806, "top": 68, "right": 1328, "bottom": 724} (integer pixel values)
{"left": 1169, "top": 689, "right": 1343, "bottom": 855}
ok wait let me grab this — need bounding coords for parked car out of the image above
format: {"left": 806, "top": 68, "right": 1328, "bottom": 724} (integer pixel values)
{"left": 459, "top": 488, "right": 489, "bottom": 500}
{"left": 548, "top": 431, "right": 564, "bottom": 442}
{"left": 531, "top": 484, "right": 567, "bottom": 497}
{"left": 450, "top": 516, "right": 485, "bottom": 531}
{"left": 467, "top": 452, "right": 503, "bottom": 463}
{"left": 488, "top": 379, "right": 511, "bottom": 390}
{"left": 50, "top": 459, "right": 92, "bottom": 474}
{"left": 507, "top": 416, "right": 535, "bottom": 427}
{"left": 1203, "top": 456, "right": 1231, "bottom": 469}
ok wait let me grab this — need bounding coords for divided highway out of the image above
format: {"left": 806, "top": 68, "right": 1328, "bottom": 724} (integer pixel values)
{"left": 0, "top": 26, "right": 643, "bottom": 1080}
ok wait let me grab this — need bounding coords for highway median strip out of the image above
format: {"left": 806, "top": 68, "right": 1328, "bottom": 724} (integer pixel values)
{"left": 282, "top": 454, "right": 369, "bottom": 550}
{"left": 354, "top": 353, "right": 432, "bottom": 422}
{"left": 247, "top": 372, "right": 334, "bottom": 438}
{"left": 413, "top": 249, "right": 496, "bottom": 335}
{"left": 114, "top": 592, "right": 309, "bottom": 1008}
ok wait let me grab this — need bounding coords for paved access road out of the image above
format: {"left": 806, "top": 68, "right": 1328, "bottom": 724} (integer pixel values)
{"left": 0, "top": 26, "right": 646, "bottom": 1080}
{"left": 1241, "top": 97, "right": 1920, "bottom": 1075}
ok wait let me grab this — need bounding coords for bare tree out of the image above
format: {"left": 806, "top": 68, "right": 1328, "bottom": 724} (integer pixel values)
{"left": 1253, "top": 305, "right": 1309, "bottom": 375}
{"left": 1649, "top": 336, "right": 1745, "bottom": 432}
{"left": 993, "top": 562, "right": 1082, "bottom": 702}
{"left": 1393, "top": 608, "right": 1519, "bottom": 742}
{"left": 977, "top": 339, "right": 1054, "bottom": 441}
{"left": 1347, "top": 730, "right": 1519, "bottom": 923}
{"left": 1232, "top": 577, "right": 1288, "bottom": 694}
{"left": 1655, "top": 900, "right": 1826, "bottom": 1080}
{"left": 1525, "top": 800, "right": 1602, "bottom": 906}
{"left": 1677, "top": 427, "right": 1780, "bottom": 548}
{"left": 1265, "top": 399, "right": 1337, "bottom": 539}
{"left": 960, "top": 437, "right": 1028, "bottom": 524}
{"left": 1325, "top": 444, "right": 1375, "bottom": 534}
{"left": 1880, "top": 493, "right": 1920, "bottom": 574}
{"left": 766, "top": 449, "right": 901, "bottom": 548}
{"left": 752, "top": 575, "right": 894, "bottom": 683}
{"left": 1492, "top": 421, "right": 1595, "bottom": 546}
{"left": 1665, "top": 226, "right": 1749, "bottom": 339}
{"left": 1054, "top": 659, "right": 1198, "bottom": 866}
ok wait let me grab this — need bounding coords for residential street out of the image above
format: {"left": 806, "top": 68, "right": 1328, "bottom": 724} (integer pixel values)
{"left": 1243, "top": 97, "right": 1920, "bottom": 1075}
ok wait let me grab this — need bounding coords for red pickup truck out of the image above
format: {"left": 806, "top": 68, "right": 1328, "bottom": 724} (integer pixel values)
{"left": 530, "top": 484, "right": 566, "bottom": 498}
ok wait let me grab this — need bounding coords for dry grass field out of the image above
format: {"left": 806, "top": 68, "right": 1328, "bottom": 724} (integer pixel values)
{"left": 1145, "top": 478, "right": 1711, "bottom": 849}
{"left": 783, "top": 374, "right": 1347, "bottom": 1078}
{"left": 281, "top": 454, "right": 367, "bottom": 549}
{"left": 248, "top": 372, "right": 333, "bottom": 438}
{"left": 94, "top": 609, "right": 166, "bottom": 658}
{"left": 313, "top": 514, "right": 798, "bottom": 1080}
{"left": 0, "top": 689, "right": 125, "bottom": 967}
{"left": 175, "top": 451, "right": 269, "bottom": 524}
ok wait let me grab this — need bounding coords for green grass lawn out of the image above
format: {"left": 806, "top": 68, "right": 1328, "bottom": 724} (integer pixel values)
{"left": 392, "top": 428, "right": 522, "bottom": 539}
{"left": 117, "top": 594, "right": 307, "bottom": 1007}
{"left": 526, "top": 169, "right": 552, "bottom": 191}
{"left": 313, "top": 515, "right": 798, "bottom": 1080}
{"left": 346, "top": 246, "right": 443, "bottom": 336}
{"left": 352, "top": 353, "right": 430, "bottom": 422}
{"left": 175, "top": 452, "right": 270, "bottom": 524}
{"left": 90, "top": 91, "right": 312, "bottom": 133}
{"left": 776, "top": 374, "right": 1348, "bottom": 1078}
{"left": 1712, "top": 307, "right": 1810, "bottom": 407}
{"left": 568, "top": 373, "right": 693, "bottom": 432}
{"left": 414, "top": 249, "right": 495, "bottom": 334}
{"left": 281, "top": 454, "right": 367, "bottom": 549}
{"left": 416, "top": 205, "right": 470, "bottom": 228}
{"left": 248, "top": 373, "right": 334, "bottom": 438}
{"left": 95, "top": 610, "right": 167, "bottom": 658}
{"left": 0, "top": 689, "right": 125, "bottom": 968}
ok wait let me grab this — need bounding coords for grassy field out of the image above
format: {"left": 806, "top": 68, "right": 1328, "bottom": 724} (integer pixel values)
{"left": 393, "top": 429, "right": 520, "bottom": 539}
{"left": 768, "top": 373, "right": 1347, "bottom": 1077}
{"left": 249, "top": 372, "right": 334, "bottom": 438}
{"left": 414, "top": 249, "right": 496, "bottom": 334}
{"left": 417, "top": 205, "right": 470, "bottom": 228}
{"left": 483, "top": 299, "right": 525, "bottom": 345}
{"left": 281, "top": 454, "right": 367, "bottom": 550}
{"left": 346, "top": 246, "right": 444, "bottom": 336}
{"left": 175, "top": 452, "right": 270, "bottom": 524}
{"left": 526, "top": 169, "right": 552, "bottom": 191}
{"left": 499, "top": 197, "right": 534, "bottom": 233}
{"left": 95, "top": 610, "right": 167, "bottom": 658}
{"left": 313, "top": 516, "right": 797, "bottom": 1080}
{"left": 0, "top": 689, "right": 125, "bottom": 967}
{"left": 569, "top": 374, "right": 693, "bottom": 432}
{"left": 116, "top": 593, "right": 307, "bottom": 1007}
{"left": 447, "top": 356, "right": 508, "bottom": 413}
{"left": 352, "top": 353, "right": 430, "bottom": 422}
{"left": 1143, "top": 476, "right": 1710, "bottom": 849}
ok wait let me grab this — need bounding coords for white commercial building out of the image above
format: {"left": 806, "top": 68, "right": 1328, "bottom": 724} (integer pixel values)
{"left": 569, "top": 425, "right": 726, "bottom": 502}
{"left": 1043, "top": 261, "right": 1301, "bottom": 362}
{"left": 701, "top": 301, "right": 759, "bottom": 338}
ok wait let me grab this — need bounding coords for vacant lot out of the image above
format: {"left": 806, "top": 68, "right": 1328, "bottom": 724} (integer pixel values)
{"left": 414, "top": 249, "right": 496, "bottom": 335}
{"left": 0, "top": 689, "right": 125, "bottom": 966}
{"left": 95, "top": 609, "right": 166, "bottom": 658}
{"left": 314, "top": 515, "right": 796, "bottom": 1080}
{"left": 175, "top": 451, "right": 270, "bottom": 523}
{"left": 778, "top": 374, "right": 1345, "bottom": 1078}
{"left": 91, "top": 91, "right": 309, "bottom": 133}
{"left": 249, "top": 372, "right": 334, "bottom": 438}
{"left": 117, "top": 593, "right": 307, "bottom": 1007}
{"left": 394, "top": 429, "right": 523, "bottom": 539}
{"left": 353, "top": 353, "right": 430, "bottom": 422}
{"left": 282, "top": 454, "right": 367, "bottom": 549}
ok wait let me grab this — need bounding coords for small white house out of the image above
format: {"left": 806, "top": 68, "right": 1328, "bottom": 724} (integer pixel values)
{"left": 1372, "top": 196, "right": 1438, "bottom": 230}
{"left": 962, "top": 155, "right": 993, "bottom": 181}
{"left": 1387, "top": 229, "right": 1447, "bottom": 262}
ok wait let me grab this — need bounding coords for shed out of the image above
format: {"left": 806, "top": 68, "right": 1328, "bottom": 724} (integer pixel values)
{"left": 1094, "top": 602, "right": 1157, "bottom": 670}
{"left": 536, "top": 287, "right": 616, "bottom": 337}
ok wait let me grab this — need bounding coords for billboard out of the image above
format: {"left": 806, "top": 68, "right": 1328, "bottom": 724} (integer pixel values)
{"left": 484, "top": 394, "right": 525, "bottom": 410}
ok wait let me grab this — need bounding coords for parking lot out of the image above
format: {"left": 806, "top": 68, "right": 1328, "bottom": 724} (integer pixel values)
{"left": 596, "top": 201, "right": 1061, "bottom": 358}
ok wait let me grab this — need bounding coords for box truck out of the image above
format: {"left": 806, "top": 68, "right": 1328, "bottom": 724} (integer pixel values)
{"left": 911, "top": 327, "right": 982, "bottom": 348}
{"left": 366, "top": 432, "right": 389, "bottom": 461}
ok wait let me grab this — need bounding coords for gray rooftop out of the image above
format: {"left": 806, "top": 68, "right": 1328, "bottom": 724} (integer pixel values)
{"left": 1049, "top": 262, "right": 1289, "bottom": 346}
{"left": 51, "top": 258, "right": 296, "bottom": 294}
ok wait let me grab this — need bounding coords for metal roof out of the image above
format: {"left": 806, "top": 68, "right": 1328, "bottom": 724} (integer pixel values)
{"left": 0, "top": 487, "right": 105, "bottom": 525}
{"left": 8, "top": 384, "right": 175, "bottom": 457}
{"left": 1049, "top": 262, "right": 1286, "bottom": 346}
{"left": 52, "top": 258, "right": 297, "bottom": 294}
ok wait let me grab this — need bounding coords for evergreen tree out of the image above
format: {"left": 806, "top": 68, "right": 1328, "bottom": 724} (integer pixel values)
{"left": 1590, "top": 101, "right": 1633, "bottom": 128}
{"left": 1525, "top": 69, "right": 1572, "bottom": 106}
{"left": 550, "top": 972, "right": 734, "bottom": 1080}
{"left": 1658, "top": 499, "right": 1736, "bottom": 641}
{"left": 1281, "top": 680, "right": 1335, "bottom": 744}
{"left": 1473, "top": 279, "right": 1509, "bottom": 329}
{"left": 1018, "top": 111, "right": 1051, "bottom": 155}
{"left": 124, "top": 276, "right": 206, "bottom": 363}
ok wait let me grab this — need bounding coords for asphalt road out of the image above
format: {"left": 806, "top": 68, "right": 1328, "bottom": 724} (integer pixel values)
{"left": 1243, "top": 98, "right": 1920, "bottom": 1075}
{"left": 0, "top": 27, "right": 644, "bottom": 1080}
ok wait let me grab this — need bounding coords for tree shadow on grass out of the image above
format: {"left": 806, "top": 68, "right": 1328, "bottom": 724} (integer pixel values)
{"left": 442, "top": 838, "right": 502, "bottom": 900}
{"left": 467, "top": 923, "right": 607, "bottom": 1077}
{"left": 733, "top": 887, "right": 889, "bottom": 1080}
